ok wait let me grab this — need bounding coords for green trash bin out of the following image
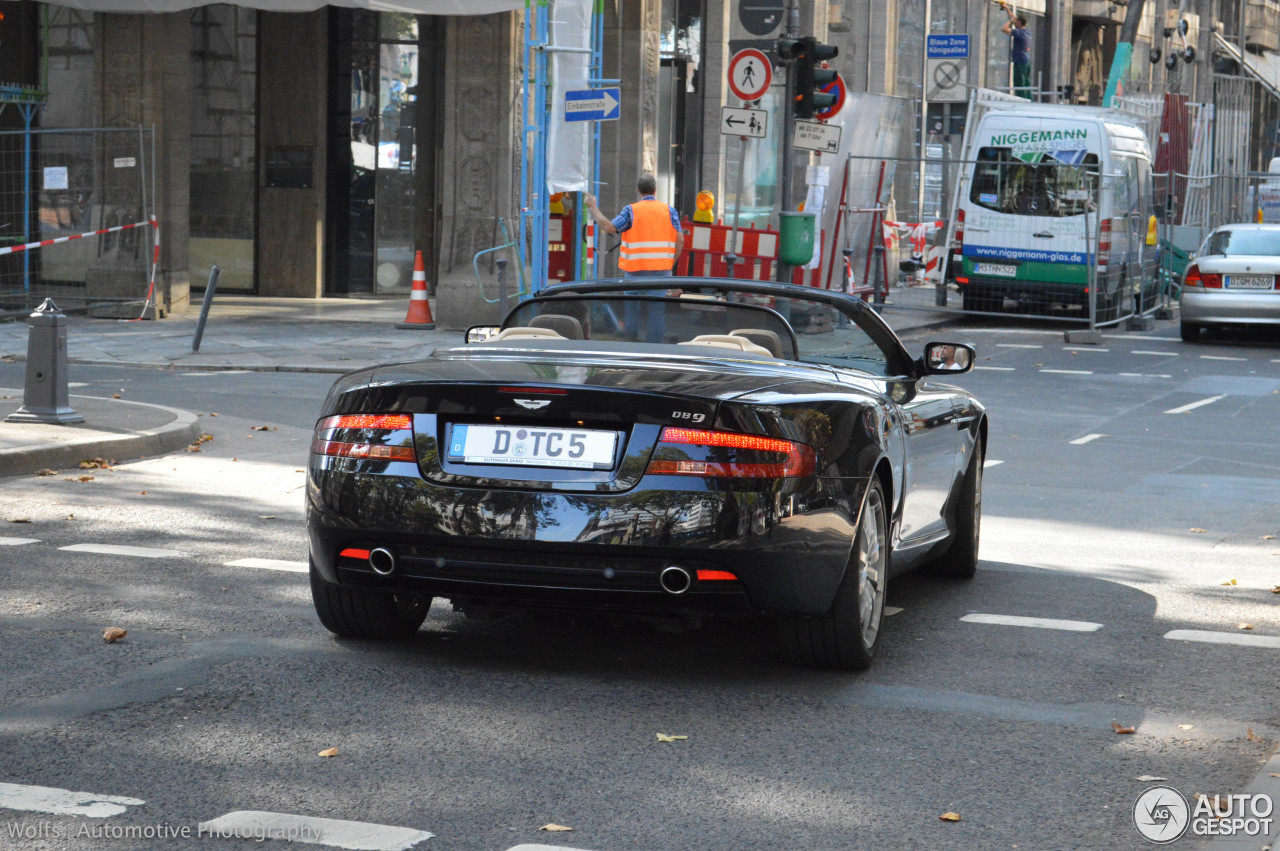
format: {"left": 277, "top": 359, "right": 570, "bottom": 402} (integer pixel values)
{"left": 778, "top": 211, "right": 816, "bottom": 267}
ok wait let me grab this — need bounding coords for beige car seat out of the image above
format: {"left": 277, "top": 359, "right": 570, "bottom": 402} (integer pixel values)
{"left": 484, "top": 327, "right": 566, "bottom": 342}
{"left": 729, "top": 328, "right": 784, "bottom": 358}
{"left": 677, "top": 334, "right": 774, "bottom": 357}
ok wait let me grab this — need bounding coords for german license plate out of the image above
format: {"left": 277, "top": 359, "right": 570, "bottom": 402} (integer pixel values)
{"left": 447, "top": 424, "right": 617, "bottom": 470}
{"left": 975, "top": 262, "right": 1017, "bottom": 278}
{"left": 1225, "top": 275, "right": 1274, "bottom": 289}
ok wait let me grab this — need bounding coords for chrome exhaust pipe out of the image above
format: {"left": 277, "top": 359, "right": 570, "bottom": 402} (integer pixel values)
{"left": 368, "top": 547, "right": 397, "bottom": 576}
{"left": 659, "top": 565, "right": 692, "bottom": 595}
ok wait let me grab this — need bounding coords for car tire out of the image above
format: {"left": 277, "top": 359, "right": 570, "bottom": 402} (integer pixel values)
{"left": 309, "top": 561, "right": 431, "bottom": 639}
{"left": 778, "top": 479, "right": 889, "bottom": 671}
{"left": 1179, "top": 321, "right": 1201, "bottom": 343}
{"left": 929, "top": 441, "right": 983, "bottom": 580}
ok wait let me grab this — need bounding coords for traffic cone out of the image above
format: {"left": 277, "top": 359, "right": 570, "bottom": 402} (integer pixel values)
{"left": 396, "top": 250, "right": 435, "bottom": 329}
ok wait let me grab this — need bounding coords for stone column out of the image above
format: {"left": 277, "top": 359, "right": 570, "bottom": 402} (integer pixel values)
{"left": 98, "top": 13, "right": 190, "bottom": 315}
{"left": 435, "top": 12, "right": 523, "bottom": 329}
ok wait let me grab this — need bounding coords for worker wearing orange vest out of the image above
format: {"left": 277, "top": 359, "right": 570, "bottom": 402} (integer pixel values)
{"left": 585, "top": 174, "right": 684, "bottom": 276}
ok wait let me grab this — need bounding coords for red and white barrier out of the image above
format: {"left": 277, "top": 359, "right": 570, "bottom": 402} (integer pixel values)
{"left": 678, "top": 221, "right": 779, "bottom": 280}
{"left": 0, "top": 218, "right": 154, "bottom": 257}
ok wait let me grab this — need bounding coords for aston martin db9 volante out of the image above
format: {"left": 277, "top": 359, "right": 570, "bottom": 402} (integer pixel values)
{"left": 307, "top": 279, "right": 987, "bottom": 670}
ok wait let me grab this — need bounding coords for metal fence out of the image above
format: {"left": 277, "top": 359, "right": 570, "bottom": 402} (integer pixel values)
{"left": 0, "top": 126, "right": 155, "bottom": 317}
{"left": 835, "top": 154, "right": 1173, "bottom": 328}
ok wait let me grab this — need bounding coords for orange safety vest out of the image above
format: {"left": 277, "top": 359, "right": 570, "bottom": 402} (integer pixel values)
{"left": 619, "top": 199, "right": 680, "bottom": 272}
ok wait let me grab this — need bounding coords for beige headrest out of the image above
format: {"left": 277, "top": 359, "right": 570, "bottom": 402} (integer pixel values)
{"left": 677, "top": 334, "right": 774, "bottom": 357}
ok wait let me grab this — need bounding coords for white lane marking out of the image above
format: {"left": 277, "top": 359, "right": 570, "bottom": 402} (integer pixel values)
{"left": 0, "top": 538, "right": 39, "bottom": 546}
{"left": 1119, "top": 373, "right": 1173, "bottom": 379}
{"left": 1069, "top": 434, "right": 1106, "bottom": 445}
{"left": 1200, "top": 355, "right": 1247, "bottom": 362}
{"left": 997, "top": 343, "right": 1043, "bottom": 349}
{"left": 974, "top": 365, "right": 1015, "bottom": 371}
{"left": 58, "top": 544, "right": 191, "bottom": 559}
{"left": 198, "top": 811, "right": 432, "bottom": 850}
{"left": 961, "top": 613, "right": 1103, "bottom": 632}
{"left": 983, "top": 459, "right": 1004, "bottom": 469}
{"left": 225, "top": 558, "right": 308, "bottom": 573}
{"left": 180, "top": 370, "right": 251, "bottom": 376}
{"left": 67, "top": 382, "right": 88, "bottom": 388}
{"left": 1132, "top": 350, "right": 1179, "bottom": 356}
{"left": 1164, "top": 630, "right": 1280, "bottom": 650}
{"left": 1063, "top": 347, "right": 1110, "bottom": 352}
{"left": 1040, "top": 369, "right": 1093, "bottom": 375}
{"left": 0, "top": 782, "right": 144, "bottom": 818}
{"left": 1164, "top": 394, "right": 1227, "bottom": 414}
{"left": 508, "top": 847, "right": 605, "bottom": 851}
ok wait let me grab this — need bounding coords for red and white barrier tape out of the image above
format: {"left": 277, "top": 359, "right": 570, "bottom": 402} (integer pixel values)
{"left": 0, "top": 218, "right": 154, "bottom": 257}
{"left": 134, "top": 216, "right": 160, "bottom": 320}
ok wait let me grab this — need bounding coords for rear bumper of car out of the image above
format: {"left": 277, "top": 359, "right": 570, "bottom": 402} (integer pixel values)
{"left": 1181, "top": 289, "right": 1280, "bottom": 324}
{"left": 306, "top": 468, "right": 864, "bottom": 616}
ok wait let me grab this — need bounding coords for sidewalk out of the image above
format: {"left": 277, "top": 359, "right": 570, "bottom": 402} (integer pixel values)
{"left": 0, "top": 294, "right": 955, "bottom": 476}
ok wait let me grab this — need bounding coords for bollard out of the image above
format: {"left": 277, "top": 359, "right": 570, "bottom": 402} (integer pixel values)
{"left": 191, "top": 265, "right": 220, "bottom": 353}
{"left": 6, "top": 299, "right": 83, "bottom": 424}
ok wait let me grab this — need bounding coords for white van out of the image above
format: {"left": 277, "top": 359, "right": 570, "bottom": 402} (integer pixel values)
{"left": 948, "top": 103, "right": 1156, "bottom": 319}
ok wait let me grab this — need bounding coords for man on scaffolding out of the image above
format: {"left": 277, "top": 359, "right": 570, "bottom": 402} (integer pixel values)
{"left": 1001, "top": 4, "right": 1033, "bottom": 99}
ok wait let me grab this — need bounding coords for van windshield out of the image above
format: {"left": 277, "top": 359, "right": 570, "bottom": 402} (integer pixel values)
{"left": 969, "top": 147, "right": 1099, "bottom": 217}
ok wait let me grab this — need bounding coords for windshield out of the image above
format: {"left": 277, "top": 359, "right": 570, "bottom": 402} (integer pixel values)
{"left": 503, "top": 288, "right": 901, "bottom": 376}
{"left": 969, "top": 146, "right": 1099, "bottom": 217}
{"left": 1202, "top": 229, "right": 1280, "bottom": 257}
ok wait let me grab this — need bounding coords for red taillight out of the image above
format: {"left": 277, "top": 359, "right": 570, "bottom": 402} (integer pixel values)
{"left": 1097, "top": 219, "right": 1111, "bottom": 268}
{"left": 312, "top": 413, "right": 416, "bottom": 462}
{"left": 646, "top": 427, "right": 816, "bottom": 478}
{"left": 496, "top": 386, "right": 568, "bottom": 395}
{"left": 951, "top": 209, "right": 965, "bottom": 253}
{"left": 696, "top": 569, "right": 739, "bottom": 582}
{"left": 1183, "top": 265, "right": 1221, "bottom": 289}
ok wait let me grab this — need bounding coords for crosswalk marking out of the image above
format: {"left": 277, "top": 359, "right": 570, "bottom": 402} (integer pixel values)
{"left": 59, "top": 543, "right": 191, "bottom": 559}
{"left": 0, "top": 538, "right": 38, "bottom": 546}
{"left": 960, "top": 613, "right": 1103, "bottom": 632}
{"left": 1069, "top": 434, "right": 1106, "bottom": 445}
{"left": 0, "top": 781, "right": 144, "bottom": 818}
{"left": 1164, "top": 394, "right": 1226, "bottom": 414}
{"left": 224, "top": 558, "right": 308, "bottom": 573}
{"left": 198, "top": 811, "right": 432, "bottom": 850}
{"left": 1164, "top": 630, "right": 1280, "bottom": 650}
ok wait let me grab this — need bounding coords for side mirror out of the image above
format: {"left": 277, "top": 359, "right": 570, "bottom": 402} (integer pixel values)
{"left": 1186, "top": 251, "right": 1197, "bottom": 262}
{"left": 465, "top": 325, "right": 501, "bottom": 343}
{"left": 921, "top": 341, "right": 975, "bottom": 375}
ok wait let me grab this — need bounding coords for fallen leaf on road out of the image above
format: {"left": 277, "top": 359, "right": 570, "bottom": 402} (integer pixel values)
{"left": 656, "top": 733, "right": 688, "bottom": 742}
{"left": 139, "top": 491, "right": 147, "bottom": 495}
{"left": 1190, "top": 528, "right": 1207, "bottom": 533}
{"left": 539, "top": 824, "right": 573, "bottom": 832}
{"left": 210, "top": 412, "right": 218, "bottom": 417}
{"left": 1136, "top": 775, "right": 1167, "bottom": 782}
{"left": 111, "top": 393, "right": 121, "bottom": 399}
{"left": 8, "top": 518, "right": 30, "bottom": 523}
{"left": 35, "top": 469, "right": 55, "bottom": 477}
{"left": 1239, "top": 623, "right": 1254, "bottom": 630}
{"left": 1262, "top": 535, "right": 1277, "bottom": 540}
{"left": 1112, "top": 722, "right": 1136, "bottom": 734}
{"left": 1178, "top": 724, "right": 1194, "bottom": 731}
{"left": 1272, "top": 586, "right": 1280, "bottom": 594}
{"left": 1220, "top": 579, "right": 1238, "bottom": 586}
{"left": 79, "top": 458, "right": 112, "bottom": 469}
{"left": 186, "top": 444, "right": 202, "bottom": 452}
{"left": 259, "top": 515, "right": 276, "bottom": 520}
{"left": 883, "top": 606, "right": 904, "bottom": 616}
{"left": 102, "top": 628, "right": 126, "bottom": 643}
{"left": 1270, "top": 773, "right": 1280, "bottom": 778}
{"left": 197, "top": 434, "right": 213, "bottom": 444}
{"left": 231, "top": 458, "right": 237, "bottom": 462}
{"left": 251, "top": 425, "right": 276, "bottom": 432}
{"left": 938, "top": 812, "right": 962, "bottom": 822}
{"left": 1246, "top": 728, "right": 1263, "bottom": 742}
{"left": 318, "top": 747, "right": 338, "bottom": 758}
{"left": 66, "top": 514, "right": 74, "bottom": 520}
{"left": 75, "top": 475, "right": 94, "bottom": 483}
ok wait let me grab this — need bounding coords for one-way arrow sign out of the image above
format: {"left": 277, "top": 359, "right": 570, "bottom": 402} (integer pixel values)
{"left": 565, "top": 88, "right": 621, "bottom": 122}
{"left": 720, "top": 106, "right": 767, "bottom": 139}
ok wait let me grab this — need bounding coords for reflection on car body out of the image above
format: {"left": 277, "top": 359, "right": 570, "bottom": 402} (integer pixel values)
{"left": 307, "top": 278, "right": 987, "bottom": 670}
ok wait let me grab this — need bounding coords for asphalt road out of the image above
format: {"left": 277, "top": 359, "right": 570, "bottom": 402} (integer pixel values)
{"left": 0, "top": 321, "right": 1277, "bottom": 851}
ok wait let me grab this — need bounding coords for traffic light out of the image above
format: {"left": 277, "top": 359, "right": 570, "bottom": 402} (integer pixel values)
{"left": 779, "top": 36, "right": 838, "bottom": 119}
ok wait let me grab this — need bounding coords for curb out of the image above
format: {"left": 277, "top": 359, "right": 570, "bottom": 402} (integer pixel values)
{"left": 0, "top": 395, "right": 203, "bottom": 478}
{"left": 1199, "top": 745, "right": 1280, "bottom": 850}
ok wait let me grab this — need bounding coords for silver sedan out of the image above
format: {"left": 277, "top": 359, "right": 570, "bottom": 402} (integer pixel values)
{"left": 1181, "top": 224, "right": 1280, "bottom": 342}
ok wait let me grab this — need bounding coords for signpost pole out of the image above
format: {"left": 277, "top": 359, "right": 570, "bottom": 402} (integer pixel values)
{"left": 726, "top": 135, "right": 749, "bottom": 278}
{"left": 918, "top": 0, "right": 932, "bottom": 224}
{"left": 778, "top": 0, "right": 799, "bottom": 283}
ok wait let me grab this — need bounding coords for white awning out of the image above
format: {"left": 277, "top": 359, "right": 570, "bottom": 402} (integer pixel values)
{"left": 37, "top": 0, "right": 522, "bottom": 14}
{"left": 1214, "top": 32, "right": 1280, "bottom": 101}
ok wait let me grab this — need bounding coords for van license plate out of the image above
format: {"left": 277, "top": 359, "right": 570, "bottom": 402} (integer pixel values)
{"left": 975, "top": 263, "right": 1017, "bottom": 277}
{"left": 1225, "top": 275, "right": 1274, "bottom": 289}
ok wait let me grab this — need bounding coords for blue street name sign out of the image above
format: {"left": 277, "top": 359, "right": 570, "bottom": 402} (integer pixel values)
{"left": 926, "top": 34, "right": 970, "bottom": 59}
{"left": 565, "top": 88, "right": 621, "bottom": 122}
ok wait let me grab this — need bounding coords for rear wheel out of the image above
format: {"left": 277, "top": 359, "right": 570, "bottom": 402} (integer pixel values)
{"left": 310, "top": 561, "right": 431, "bottom": 639}
{"left": 929, "top": 441, "right": 983, "bottom": 579}
{"left": 779, "top": 480, "right": 888, "bottom": 671}
{"left": 1179, "top": 321, "right": 1201, "bottom": 343}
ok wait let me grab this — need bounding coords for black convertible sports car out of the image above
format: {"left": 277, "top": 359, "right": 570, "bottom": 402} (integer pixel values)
{"left": 307, "top": 278, "right": 986, "bottom": 670}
